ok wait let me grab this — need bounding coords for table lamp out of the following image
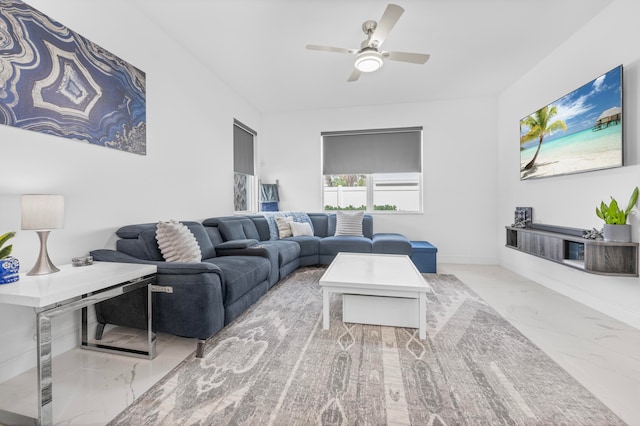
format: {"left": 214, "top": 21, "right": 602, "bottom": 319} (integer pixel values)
{"left": 21, "top": 194, "right": 65, "bottom": 276}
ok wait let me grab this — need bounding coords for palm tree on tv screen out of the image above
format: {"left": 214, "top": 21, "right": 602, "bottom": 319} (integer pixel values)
{"left": 520, "top": 105, "right": 567, "bottom": 170}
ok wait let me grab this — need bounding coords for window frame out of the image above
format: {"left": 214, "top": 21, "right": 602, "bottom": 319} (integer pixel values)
{"left": 321, "top": 127, "right": 424, "bottom": 214}
{"left": 233, "top": 119, "right": 257, "bottom": 213}
{"left": 322, "top": 173, "right": 423, "bottom": 214}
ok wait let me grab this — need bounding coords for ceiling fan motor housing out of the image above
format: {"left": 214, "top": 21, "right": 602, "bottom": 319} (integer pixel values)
{"left": 361, "top": 20, "right": 381, "bottom": 48}
{"left": 362, "top": 20, "right": 377, "bottom": 35}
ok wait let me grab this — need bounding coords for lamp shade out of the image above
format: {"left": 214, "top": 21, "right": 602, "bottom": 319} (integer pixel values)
{"left": 21, "top": 194, "right": 65, "bottom": 230}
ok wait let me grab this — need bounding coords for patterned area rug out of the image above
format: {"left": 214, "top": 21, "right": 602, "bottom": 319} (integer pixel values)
{"left": 110, "top": 267, "right": 624, "bottom": 425}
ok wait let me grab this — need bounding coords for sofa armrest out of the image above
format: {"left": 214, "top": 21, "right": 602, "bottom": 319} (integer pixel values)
{"left": 216, "top": 239, "right": 259, "bottom": 250}
{"left": 215, "top": 242, "right": 277, "bottom": 259}
{"left": 372, "top": 233, "right": 412, "bottom": 255}
{"left": 214, "top": 243, "right": 279, "bottom": 286}
{"left": 91, "top": 249, "right": 223, "bottom": 276}
{"left": 90, "top": 249, "right": 226, "bottom": 340}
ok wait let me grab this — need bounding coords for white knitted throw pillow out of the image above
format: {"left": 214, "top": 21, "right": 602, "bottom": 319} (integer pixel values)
{"left": 290, "top": 220, "right": 313, "bottom": 237}
{"left": 156, "top": 220, "right": 202, "bottom": 263}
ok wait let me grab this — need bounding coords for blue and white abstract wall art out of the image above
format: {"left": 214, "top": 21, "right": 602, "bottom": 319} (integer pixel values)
{"left": 0, "top": 0, "right": 146, "bottom": 154}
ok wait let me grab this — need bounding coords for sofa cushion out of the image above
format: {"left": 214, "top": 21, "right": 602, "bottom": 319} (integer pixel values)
{"left": 205, "top": 217, "right": 261, "bottom": 241}
{"left": 308, "top": 213, "right": 330, "bottom": 237}
{"left": 116, "top": 223, "right": 156, "bottom": 239}
{"left": 219, "top": 221, "right": 247, "bottom": 241}
{"left": 264, "top": 240, "right": 301, "bottom": 266}
{"left": 335, "top": 210, "right": 364, "bottom": 237}
{"left": 319, "top": 236, "right": 372, "bottom": 256}
{"left": 156, "top": 220, "right": 202, "bottom": 263}
{"left": 205, "top": 227, "right": 224, "bottom": 248}
{"left": 246, "top": 215, "right": 272, "bottom": 241}
{"left": 372, "top": 233, "right": 412, "bottom": 255}
{"left": 117, "top": 228, "right": 164, "bottom": 261}
{"left": 205, "top": 256, "right": 271, "bottom": 306}
{"left": 287, "top": 235, "right": 320, "bottom": 258}
{"left": 182, "top": 222, "right": 217, "bottom": 260}
{"left": 116, "top": 222, "right": 216, "bottom": 261}
{"left": 238, "top": 218, "right": 261, "bottom": 240}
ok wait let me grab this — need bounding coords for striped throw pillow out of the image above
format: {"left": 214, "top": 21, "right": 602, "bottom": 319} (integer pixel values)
{"left": 275, "top": 216, "right": 293, "bottom": 238}
{"left": 335, "top": 210, "right": 364, "bottom": 237}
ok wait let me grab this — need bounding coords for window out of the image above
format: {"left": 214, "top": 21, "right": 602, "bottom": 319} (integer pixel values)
{"left": 322, "top": 127, "right": 422, "bottom": 213}
{"left": 233, "top": 119, "right": 256, "bottom": 212}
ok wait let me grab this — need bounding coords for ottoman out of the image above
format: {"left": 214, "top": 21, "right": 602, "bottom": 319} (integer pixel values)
{"left": 410, "top": 241, "right": 438, "bottom": 273}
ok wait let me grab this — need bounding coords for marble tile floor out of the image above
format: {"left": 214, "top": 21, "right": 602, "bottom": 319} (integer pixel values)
{"left": 0, "top": 327, "right": 196, "bottom": 425}
{"left": 439, "top": 264, "right": 640, "bottom": 426}
{"left": 0, "top": 264, "right": 639, "bottom": 425}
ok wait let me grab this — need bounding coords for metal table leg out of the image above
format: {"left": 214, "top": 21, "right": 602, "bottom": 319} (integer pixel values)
{"left": 36, "top": 310, "right": 54, "bottom": 426}
{"left": 81, "top": 280, "right": 156, "bottom": 359}
{"left": 23, "top": 274, "right": 155, "bottom": 426}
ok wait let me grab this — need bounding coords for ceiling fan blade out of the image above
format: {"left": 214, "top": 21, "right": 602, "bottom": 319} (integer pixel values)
{"left": 306, "top": 44, "right": 357, "bottom": 55}
{"left": 385, "top": 51, "right": 430, "bottom": 64}
{"left": 369, "top": 4, "right": 404, "bottom": 48}
{"left": 347, "top": 69, "right": 361, "bottom": 82}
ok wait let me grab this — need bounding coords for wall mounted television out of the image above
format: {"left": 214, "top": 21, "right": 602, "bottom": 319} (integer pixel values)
{"left": 520, "top": 65, "right": 622, "bottom": 180}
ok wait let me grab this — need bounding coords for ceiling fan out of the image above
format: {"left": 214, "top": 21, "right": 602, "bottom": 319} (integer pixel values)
{"left": 306, "top": 3, "right": 430, "bottom": 82}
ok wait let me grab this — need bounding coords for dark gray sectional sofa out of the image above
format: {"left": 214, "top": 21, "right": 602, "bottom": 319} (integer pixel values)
{"left": 90, "top": 213, "right": 411, "bottom": 356}
{"left": 204, "top": 213, "right": 411, "bottom": 269}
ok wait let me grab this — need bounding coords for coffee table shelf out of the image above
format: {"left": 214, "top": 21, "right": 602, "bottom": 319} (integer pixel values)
{"left": 319, "top": 253, "right": 431, "bottom": 339}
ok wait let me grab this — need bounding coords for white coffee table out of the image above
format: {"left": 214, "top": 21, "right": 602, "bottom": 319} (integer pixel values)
{"left": 319, "top": 253, "right": 430, "bottom": 339}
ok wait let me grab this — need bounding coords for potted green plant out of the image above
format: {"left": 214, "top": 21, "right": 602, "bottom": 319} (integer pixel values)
{"left": 595, "top": 186, "right": 639, "bottom": 242}
{"left": 0, "top": 231, "right": 20, "bottom": 284}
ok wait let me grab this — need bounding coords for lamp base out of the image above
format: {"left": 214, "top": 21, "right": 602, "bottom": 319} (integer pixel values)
{"left": 27, "top": 230, "right": 60, "bottom": 276}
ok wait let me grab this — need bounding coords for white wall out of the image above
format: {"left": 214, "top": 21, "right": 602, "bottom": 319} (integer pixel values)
{"left": 498, "top": 0, "right": 640, "bottom": 328}
{"left": 260, "top": 97, "right": 499, "bottom": 264}
{"left": 13, "top": 0, "right": 632, "bottom": 386}
{"left": 0, "top": 0, "right": 261, "bottom": 382}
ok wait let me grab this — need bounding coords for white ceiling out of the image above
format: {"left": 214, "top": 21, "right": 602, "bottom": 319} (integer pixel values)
{"left": 131, "top": 0, "right": 613, "bottom": 114}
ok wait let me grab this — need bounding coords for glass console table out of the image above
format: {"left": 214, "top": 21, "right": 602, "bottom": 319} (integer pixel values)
{"left": 0, "top": 262, "right": 157, "bottom": 426}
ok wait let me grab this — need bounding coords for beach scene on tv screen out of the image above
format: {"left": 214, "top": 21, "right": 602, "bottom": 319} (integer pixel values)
{"left": 520, "top": 66, "right": 622, "bottom": 180}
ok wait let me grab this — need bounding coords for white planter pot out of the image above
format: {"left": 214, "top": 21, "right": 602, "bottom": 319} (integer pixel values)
{"left": 603, "top": 224, "right": 631, "bottom": 242}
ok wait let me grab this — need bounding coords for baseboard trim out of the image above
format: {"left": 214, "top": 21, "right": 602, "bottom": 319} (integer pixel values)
{"left": 438, "top": 255, "right": 498, "bottom": 265}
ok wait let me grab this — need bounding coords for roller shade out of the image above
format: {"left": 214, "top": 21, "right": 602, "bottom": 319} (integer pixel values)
{"left": 233, "top": 120, "right": 255, "bottom": 176}
{"left": 322, "top": 127, "right": 422, "bottom": 175}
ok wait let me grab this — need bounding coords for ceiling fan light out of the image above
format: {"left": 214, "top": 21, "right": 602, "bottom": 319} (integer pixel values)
{"left": 355, "top": 51, "right": 383, "bottom": 72}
